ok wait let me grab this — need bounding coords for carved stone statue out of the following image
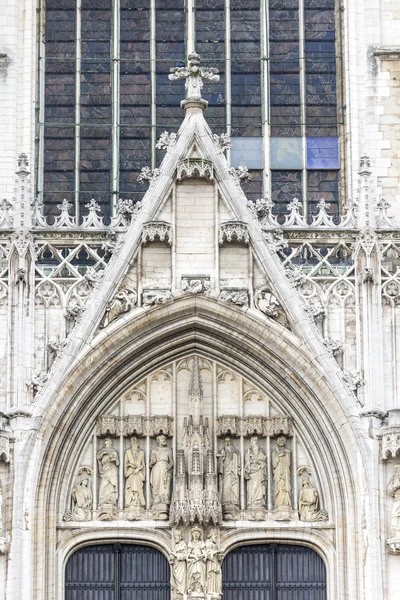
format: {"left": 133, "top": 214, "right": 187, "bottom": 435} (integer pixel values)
{"left": 124, "top": 436, "right": 145, "bottom": 514}
{"left": 272, "top": 435, "right": 292, "bottom": 518}
{"left": 298, "top": 468, "right": 328, "bottom": 522}
{"left": 100, "top": 288, "right": 137, "bottom": 328}
{"left": 170, "top": 529, "right": 188, "bottom": 598}
{"left": 217, "top": 437, "right": 241, "bottom": 518}
{"left": 64, "top": 467, "right": 93, "bottom": 522}
{"left": 205, "top": 529, "right": 223, "bottom": 597}
{"left": 388, "top": 465, "right": 400, "bottom": 538}
{"left": 187, "top": 526, "right": 206, "bottom": 596}
{"left": 244, "top": 436, "right": 267, "bottom": 516}
{"left": 97, "top": 438, "right": 119, "bottom": 507}
{"left": 150, "top": 434, "right": 173, "bottom": 518}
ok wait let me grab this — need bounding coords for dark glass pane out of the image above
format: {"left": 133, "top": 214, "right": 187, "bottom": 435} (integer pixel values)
{"left": 43, "top": 126, "right": 75, "bottom": 217}
{"left": 196, "top": 0, "right": 226, "bottom": 132}
{"left": 242, "top": 170, "right": 263, "bottom": 203}
{"left": 272, "top": 170, "right": 302, "bottom": 216}
{"left": 305, "top": 7, "right": 337, "bottom": 136}
{"left": 307, "top": 169, "right": 339, "bottom": 219}
{"left": 231, "top": 0, "right": 261, "bottom": 136}
{"left": 269, "top": 3, "right": 301, "bottom": 136}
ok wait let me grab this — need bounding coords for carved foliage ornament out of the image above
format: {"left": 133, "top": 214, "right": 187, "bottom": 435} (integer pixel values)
{"left": 181, "top": 275, "right": 210, "bottom": 295}
{"left": 168, "top": 52, "right": 220, "bottom": 100}
{"left": 142, "top": 289, "right": 173, "bottom": 307}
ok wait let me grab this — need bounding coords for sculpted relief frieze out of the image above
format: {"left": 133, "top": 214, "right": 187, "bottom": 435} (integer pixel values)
{"left": 62, "top": 357, "right": 330, "bottom": 529}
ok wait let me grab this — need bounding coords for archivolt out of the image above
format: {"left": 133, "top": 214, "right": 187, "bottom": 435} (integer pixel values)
{"left": 30, "top": 296, "right": 365, "bottom": 598}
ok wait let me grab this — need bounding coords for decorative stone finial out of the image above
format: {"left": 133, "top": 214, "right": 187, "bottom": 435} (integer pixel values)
{"left": 169, "top": 52, "right": 219, "bottom": 102}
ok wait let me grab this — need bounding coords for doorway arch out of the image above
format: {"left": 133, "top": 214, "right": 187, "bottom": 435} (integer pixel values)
{"left": 65, "top": 543, "right": 170, "bottom": 600}
{"left": 222, "top": 543, "right": 326, "bottom": 600}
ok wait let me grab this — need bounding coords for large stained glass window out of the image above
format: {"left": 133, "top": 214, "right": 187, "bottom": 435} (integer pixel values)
{"left": 38, "top": 0, "right": 342, "bottom": 222}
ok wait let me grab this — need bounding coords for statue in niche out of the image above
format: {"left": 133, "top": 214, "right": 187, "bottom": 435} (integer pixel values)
{"left": 388, "top": 465, "right": 400, "bottom": 538}
{"left": 64, "top": 466, "right": 93, "bottom": 522}
{"left": 205, "top": 529, "right": 223, "bottom": 597}
{"left": 297, "top": 467, "right": 328, "bottom": 522}
{"left": 217, "top": 437, "right": 241, "bottom": 518}
{"left": 150, "top": 434, "right": 173, "bottom": 518}
{"left": 187, "top": 526, "right": 206, "bottom": 595}
{"left": 244, "top": 436, "right": 267, "bottom": 516}
{"left": 170, "top": 529, "right": 188, "bottom": 599}
{"left": 124, "top": 436, "right": 145, "bottom": 514}
{"left": 97, "top": 437, "right": 119, "bottom": 507}
{"left": 272, "top": 435, "right": 292, "bottom": 518}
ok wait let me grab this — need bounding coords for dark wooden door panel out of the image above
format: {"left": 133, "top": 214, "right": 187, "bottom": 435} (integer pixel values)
{"left": 222, "top": 544, "right": 326, "bottom": 600}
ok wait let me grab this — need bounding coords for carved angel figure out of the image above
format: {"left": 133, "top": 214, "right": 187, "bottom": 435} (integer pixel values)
{"left": 97, "top": 438, "right": 119, "bottom": 506}
{"left": 170, "top": 529, "right": 188, "bottom": 598}
{"left": 388, "top": 465, "right": 400, "bottom": 538}
{"left": 124, "top": 436, "right": 145, "bottom": 509}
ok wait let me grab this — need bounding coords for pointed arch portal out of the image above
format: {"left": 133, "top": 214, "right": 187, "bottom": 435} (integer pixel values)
{"left": 65, "top": 544, "right": 170, "bottom": 600}
{"left": 222, "top": 544, "right": 327, "bottom": 600}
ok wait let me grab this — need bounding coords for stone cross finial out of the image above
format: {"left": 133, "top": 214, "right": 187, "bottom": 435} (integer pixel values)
{"left": 169, "top": 52, "right": 219, "bottom": 100}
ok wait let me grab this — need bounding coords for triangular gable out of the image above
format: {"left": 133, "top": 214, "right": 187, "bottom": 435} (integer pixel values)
{"left": 34, "top": 72, "right": 357, "bottom": 418}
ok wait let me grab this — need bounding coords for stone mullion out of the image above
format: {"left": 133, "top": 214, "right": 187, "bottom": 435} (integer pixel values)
{"left": 260, "top": 0, "right": 271, "bottom": 197}
{"left": 298, "top": 0, "right": 308, "bottom": 219}
{"left": 225, "top": 0, "right": 232, "bottom": 165}
{"left": 150, "top": 0, "right": 156, "bottom": 169}
{"left": 74, "top": 0, "right": 82, "bottom": 221}
{"left": 111, "top": 0, "right": 121, "bottom": 216}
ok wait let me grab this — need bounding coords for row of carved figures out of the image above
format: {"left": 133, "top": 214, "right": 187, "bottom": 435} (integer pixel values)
{"left": 64, "top": 434, "right": 328, "bottom": 523}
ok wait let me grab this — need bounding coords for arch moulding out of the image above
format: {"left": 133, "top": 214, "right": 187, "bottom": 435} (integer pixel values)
{"left": 28, "top": 296, "right": 365, "bottom": 599}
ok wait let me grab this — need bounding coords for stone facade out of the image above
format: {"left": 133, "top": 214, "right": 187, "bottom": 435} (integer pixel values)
{"left": 0, "top": 3, "right": 400, "bottom": 599}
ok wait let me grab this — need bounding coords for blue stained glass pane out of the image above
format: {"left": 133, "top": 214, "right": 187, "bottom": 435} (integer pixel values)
{"left": 270, "top": 137, "right": 303, "bottom": 169}
{"left": 231, "top": 138, "right": 263, "bottom": 169}
{"left": 306, "top": 137, "right": 339, "bottom": 169}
